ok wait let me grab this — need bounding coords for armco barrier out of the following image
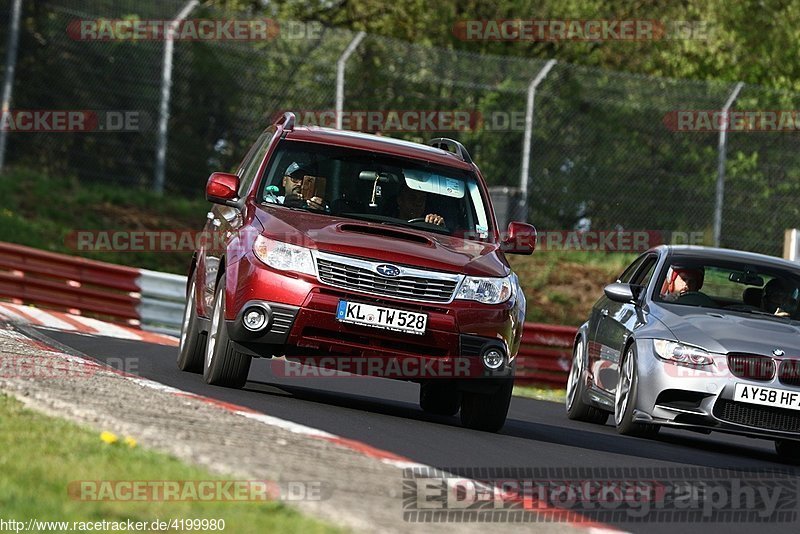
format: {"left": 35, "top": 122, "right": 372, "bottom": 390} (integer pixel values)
{"left": 515, "top": 324, "right": 577, "bottom": 388}
{"left": 0, "top": 242, "right": 187, "bottom": 335}
{"left": 0, "top": 242, "right": 575, "bottom": 387}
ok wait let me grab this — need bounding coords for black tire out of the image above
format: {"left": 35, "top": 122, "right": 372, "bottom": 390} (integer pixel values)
{"left": 460, "top": 379, "right": 513, "bottom": 432}
{"left": 177, "top": 273, "right": 206, "bottom": 373}
{"left": 420, "top": 382, "right": 461, "bottom": 416}
{"left": 615, "top": 345, "right": 660, "bottom": 438}
{"left": 775, "top": 439, "right": 800, "bottom": 465}
{"left": 203, "top": 272, "right": 251, "bottom": 388}
{"left": 566, "top": 338, "right": 610, "bottom": 424}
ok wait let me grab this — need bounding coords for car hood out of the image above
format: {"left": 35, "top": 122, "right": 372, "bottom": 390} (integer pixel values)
{"left": 254, "top": 206, "right": 509, "bottom": 277}
{"left": 653, "top": 304, "right": 800, "bottom": 355}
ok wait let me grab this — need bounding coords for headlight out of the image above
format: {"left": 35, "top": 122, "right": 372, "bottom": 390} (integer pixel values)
{"left": 253, "top": 235, "right": 315, "bottom": 276}
{"left": 653, "top": 339, "right": 713, "bottom": 366}
{"left": 455, "top": 275, "right": 513, "bottom": 304}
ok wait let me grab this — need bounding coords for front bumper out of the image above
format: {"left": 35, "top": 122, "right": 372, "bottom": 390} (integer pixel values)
{"left": 226, "top": 294, "right": 515, "bottom": 380}
{"left": 633, "top": 338, "right": 800, "bottom": 441}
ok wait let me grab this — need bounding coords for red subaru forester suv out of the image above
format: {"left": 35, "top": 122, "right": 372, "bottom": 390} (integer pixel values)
{"left": 177, "top": 113, "right": 536, "bottom": 432}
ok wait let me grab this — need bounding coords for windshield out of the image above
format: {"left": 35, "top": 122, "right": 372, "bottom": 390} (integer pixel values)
{"left": 653, "top": 256, "right": 800, "bottom": 320}
{"left": 258, "top": 140, "right": 493, "bottom": 240}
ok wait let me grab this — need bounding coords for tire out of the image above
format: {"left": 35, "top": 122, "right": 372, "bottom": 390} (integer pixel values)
{"left": 775, "top": 439, "right": 800, "bottom": 465}
{"left": 420, "top": 382, "right": 461, "bottom": 416}
{"left": 615, "top": 345, "right": 660, "bottom": 438}
{"left": 177, "top": 273, "right": 206, "bottom": 373}
{"left": 566, "top": 338, "right": 609, "bottom": 424}
{"left": 203, "top": 272, "right": 251, "bottom": 388}
{"left": 460, "top": 379, "right": 513, "bottom": 432}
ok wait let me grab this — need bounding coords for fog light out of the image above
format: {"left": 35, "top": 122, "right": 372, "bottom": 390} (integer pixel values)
{"left": 243, "top": 308, "right": 267, "bottom": 331}
{"left": 482, "top": 348, "right": 506, "bottom": 370}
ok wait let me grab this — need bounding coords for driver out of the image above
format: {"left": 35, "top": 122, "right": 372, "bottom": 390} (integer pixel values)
{"left": 264, "top": 162, "right": 326, "bottom": 210}
{"left": 661, "top": 266, "right": 704, "bottom": 301}
{"left": 396, "top": 186, "right": 445, "bottom": 226}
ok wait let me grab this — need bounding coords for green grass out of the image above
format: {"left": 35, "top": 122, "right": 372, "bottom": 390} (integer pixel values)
{"left": 0, "top": 393, "right": 342, "bottom": 533}
{"left": 0, "top": 167, "right": 207, "bottom": 273}
{"left": 512, "top": 385, "right": 566, "bottom": 403}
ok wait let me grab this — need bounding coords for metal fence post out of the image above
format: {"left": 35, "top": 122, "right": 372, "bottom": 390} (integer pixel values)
{"left": 335, "top": 31, "right": 365, "bottom": 129}
{"left": 153, "top": 0, "right": 199, "bottom": 194}
{"left": 519, "top": 59, "right": 556, "bottom": 223}
{"left": 713, "top": 81, "right": 744, "bottom": 247}
{"left": 0, "top": 0, "right": 23, "bottom": 173}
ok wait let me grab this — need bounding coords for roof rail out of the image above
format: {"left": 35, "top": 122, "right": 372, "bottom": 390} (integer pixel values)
{"left": 277, "top": 112, "right": 296, "bottom": 131}
{"left": 429, "top": 138, "right": 473, "bottom": 164}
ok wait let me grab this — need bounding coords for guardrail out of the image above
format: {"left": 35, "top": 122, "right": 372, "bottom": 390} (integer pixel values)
{"left": 515, "top": 324, "right": 576, "bottom": 388}
{"left": 0, "top": 242, "right": 576, "bottom": 386}
{"left": 0, "top": 242, "right": 187, "bottom": 335}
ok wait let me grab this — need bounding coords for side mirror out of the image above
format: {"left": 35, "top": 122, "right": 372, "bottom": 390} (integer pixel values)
{"left": 501, "top": 222, "right": 537, "bottom": 255}
{"left": 206, "top": 172, "right": 240, "bottom": 206}
{"left": 604, "top": 282, "right": 635, "bottom": 303}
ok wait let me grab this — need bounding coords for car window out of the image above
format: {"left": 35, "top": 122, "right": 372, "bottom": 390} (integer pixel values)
{"left": 259, "top": 140, "right": 493, "bottom": 241}
{"left": 632, "top": 255, "right": 657, "bottom": 287}
{"left": 238, "top": 128, "right": 274, "bottom": 197}
{"left": 653, "top": 257, "right": 800, "bottom": 320}
{"left": 617, "top": 255, "right": 647, "bottom": 283}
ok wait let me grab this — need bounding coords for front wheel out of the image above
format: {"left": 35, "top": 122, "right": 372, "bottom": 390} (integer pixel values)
{"left": 566, "top": 338, "right": 609, "bottom": 424}
{"left": 203, "top": 272, "right": 251, "bottom": 388}
{"left": 460, "top": 379, "right": 513, "bottom": 432}
{"left": 176, "top": 273, "right": 205, "bottom": 373}
{"left": 615, "top": 345, "right": 659, "bottom": 438}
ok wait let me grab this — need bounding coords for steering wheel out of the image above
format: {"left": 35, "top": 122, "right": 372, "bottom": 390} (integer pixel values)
{"left": 406, "top": 217, "right": 427, "bottom": 223}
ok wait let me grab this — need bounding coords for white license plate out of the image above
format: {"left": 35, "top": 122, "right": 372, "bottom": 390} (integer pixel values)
{"left": 733, "top": 383, "right": 800, "bottom": 411}
{"left": 335, "top": 301, "right": 427, "bottom": 335}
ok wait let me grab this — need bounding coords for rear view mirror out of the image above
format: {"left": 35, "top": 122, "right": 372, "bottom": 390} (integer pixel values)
{"left": 358, "top": 170, "right": 398, "bottom": 183}
{"left": 501, "top": 222, "right": 536, "bottom": 255}
{"left": 206, "top": 172, "right": 240, "bottom": 206}
{"left": 729, "top": 272, "right": 764, "bottom": 286}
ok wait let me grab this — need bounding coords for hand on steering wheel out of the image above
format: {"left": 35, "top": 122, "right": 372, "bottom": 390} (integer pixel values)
{"left": 407, "top": 213, "right": 445, "bottom": 226}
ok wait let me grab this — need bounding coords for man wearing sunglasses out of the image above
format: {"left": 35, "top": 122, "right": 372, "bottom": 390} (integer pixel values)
{"left": 264, "top": 162, "right": 327, "bottom": 210}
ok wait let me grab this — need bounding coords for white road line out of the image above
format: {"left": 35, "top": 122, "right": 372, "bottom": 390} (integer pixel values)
{"left": 236, "top": 410, "right": 337, "bottom": 439}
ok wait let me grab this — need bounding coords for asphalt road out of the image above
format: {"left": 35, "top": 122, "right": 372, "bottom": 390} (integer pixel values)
{"left": 37, "top": 328, "right": 800, "bottom": 533}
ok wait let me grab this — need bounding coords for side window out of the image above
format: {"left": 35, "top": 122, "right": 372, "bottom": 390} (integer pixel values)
{"left": 617, "top": 255, "right": 646, "bottom": 284}
{"left": 238, "top": 128, "right": 275, "bottom": 197}
{"left": 632, "top": 256, "right": 658, "bottom": 286}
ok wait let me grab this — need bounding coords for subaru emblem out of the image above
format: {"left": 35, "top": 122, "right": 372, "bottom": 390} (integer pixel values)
{"left": 773, "top": 349, "right": 785, "bottom": 357}
{"left": 376, "top": 264, "right": 401, "bottom": 277}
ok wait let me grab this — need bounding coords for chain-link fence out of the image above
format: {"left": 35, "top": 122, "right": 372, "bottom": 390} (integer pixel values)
{"left": 2, "top": 1, "right": 800, "bottom": 256}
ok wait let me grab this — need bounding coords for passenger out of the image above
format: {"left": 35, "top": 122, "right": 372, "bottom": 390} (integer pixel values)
{"left": 396, "top": 186, "right": 445, "bottom": 226}
{"left": 762, "top": 278, "right": 795, "bottom": 317}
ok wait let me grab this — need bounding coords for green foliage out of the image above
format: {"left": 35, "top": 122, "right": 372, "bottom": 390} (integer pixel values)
{"left": 0, "top": 394, "right": 340, "bottom": 533}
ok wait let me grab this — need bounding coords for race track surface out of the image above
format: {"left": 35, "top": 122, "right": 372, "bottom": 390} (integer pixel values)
{"left": 38, "top": 328, "right": 800, "bottom": 533}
